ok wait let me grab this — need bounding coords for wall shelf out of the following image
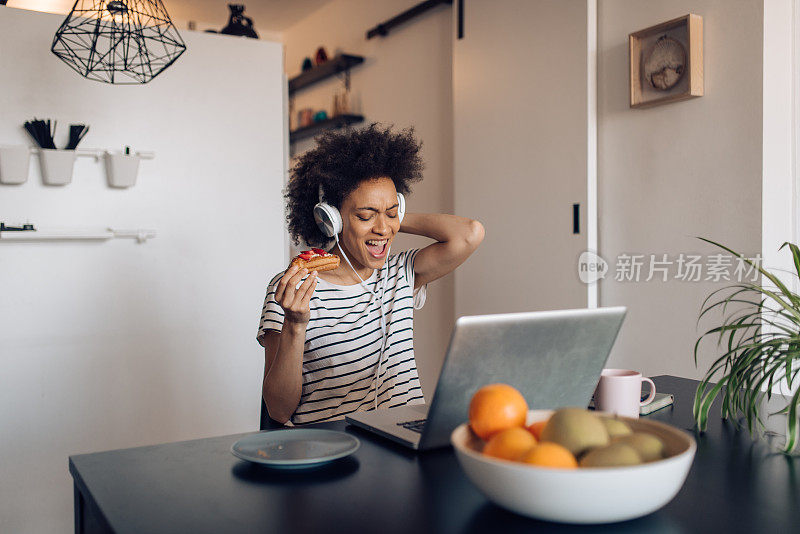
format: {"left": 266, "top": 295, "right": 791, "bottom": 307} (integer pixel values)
{"left": 289, "top": 114, "right": 364, "bottom": 144}
{"left": 0, "top": 146, "right": 155, "bottom": 187}
{"left": 288, "top": 54, "right": 364, "bottom": 95}
{"left": 27, "top": 148, "right": 155, "bottom": 161}
{"left": 0, "top": 228, "right": 157, "bottom": 243}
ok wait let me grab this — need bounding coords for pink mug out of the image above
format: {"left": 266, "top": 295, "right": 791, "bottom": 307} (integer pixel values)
{"left": 594, "top": 369, "right": 656, "bottom": 419}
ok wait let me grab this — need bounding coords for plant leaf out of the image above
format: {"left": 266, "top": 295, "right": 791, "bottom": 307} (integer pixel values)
{"left": 698, "top": 237, "right": 800, "bottom": 315}
{"left": 779, "top": 242, "right": 800, "bottom": 279}
{"left": 782, "top": 387, "right": 800, "bottom": 453}
{"left": 694, "top": 378, "right": 727, "bottom": 431}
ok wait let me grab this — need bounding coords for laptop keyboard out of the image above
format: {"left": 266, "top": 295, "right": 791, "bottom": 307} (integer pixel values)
{"left": 397, "top": 418, "right": 427, "bottom": 434}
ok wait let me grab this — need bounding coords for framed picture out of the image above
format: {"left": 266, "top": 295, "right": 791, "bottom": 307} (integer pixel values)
{"left": 629, "top": 14, "right": 703, "bottom": 108}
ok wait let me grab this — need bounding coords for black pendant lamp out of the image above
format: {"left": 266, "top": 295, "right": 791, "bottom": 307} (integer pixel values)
{"left": 51, "top": 0, "right": 187, "bottom": 84}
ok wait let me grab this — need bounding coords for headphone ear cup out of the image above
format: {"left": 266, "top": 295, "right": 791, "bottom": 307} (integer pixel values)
{"left": 396, "top": 193, "right": 406, "bottom": 224}
{"left": 314, "top": 202, "right": 342, "bottom": 237}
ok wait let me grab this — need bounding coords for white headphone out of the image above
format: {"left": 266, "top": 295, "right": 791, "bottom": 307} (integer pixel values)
{"left": 313, "top": 184, "right": 406, "bottom": 408}
{"left": 313, "top": 185, "right": 405, "bottom": 237}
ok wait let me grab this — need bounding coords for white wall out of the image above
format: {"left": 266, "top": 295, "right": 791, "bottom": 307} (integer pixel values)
{"left": 0, "top": 8, "right": 286, "bottom": 533}
{"left": 763, "top": 0, "right": 797, "bottom": 285}
{"left": 281, "top": 0, "right": 454, "bottom": 399}
{"left": 597, "top": 0, "right": 764, "bottom": 379}
{"left": 763, "top": 0, "right": 798, "bottom": 396}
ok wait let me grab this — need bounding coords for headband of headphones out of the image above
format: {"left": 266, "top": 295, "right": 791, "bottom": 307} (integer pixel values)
{"left": 314, "top": 183, "right": 405, "bottom": 238}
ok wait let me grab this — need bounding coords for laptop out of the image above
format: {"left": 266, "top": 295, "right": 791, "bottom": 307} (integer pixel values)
{"left": 345, "top": 307, "right": 627, "bottom": 450}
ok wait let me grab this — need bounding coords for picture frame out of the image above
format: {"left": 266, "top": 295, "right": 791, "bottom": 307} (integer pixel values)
{"left": 629, "top": 14, "right": 703, "bottom": 108}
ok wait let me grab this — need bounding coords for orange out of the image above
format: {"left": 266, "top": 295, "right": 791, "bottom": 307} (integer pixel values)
{"left": 469, "top": 383, "right": 528, "bottom": 440}
{"left": 483, "top": 427, "right": 537, "bottom": 461}
{"left": 519, "top": 442, "right": 578, "bottom": 469}
{"left": 527, "top": 420, "right": 547, "bottom": 440}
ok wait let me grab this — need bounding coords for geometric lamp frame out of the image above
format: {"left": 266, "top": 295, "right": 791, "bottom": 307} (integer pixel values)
{"left": 51, "top": 0, "right": 187, "bottom": 84}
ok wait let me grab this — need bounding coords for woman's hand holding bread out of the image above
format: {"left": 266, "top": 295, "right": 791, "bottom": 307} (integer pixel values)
{"left": 274, "top": 264, "right": 317, "bottom": 326}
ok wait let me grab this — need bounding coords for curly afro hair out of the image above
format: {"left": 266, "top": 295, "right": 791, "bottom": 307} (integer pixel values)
{"left": 285, "top": 123, "right": 424, "bottom": 248}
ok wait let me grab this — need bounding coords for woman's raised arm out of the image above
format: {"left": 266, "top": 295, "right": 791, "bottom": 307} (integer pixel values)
{"left": 399, "top": 213, "right": 485, "bottom": 289}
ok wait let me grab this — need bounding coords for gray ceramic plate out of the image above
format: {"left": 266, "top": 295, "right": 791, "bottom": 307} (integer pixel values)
{"left": 231, "top": 429, "right": 360, "bottom": 468}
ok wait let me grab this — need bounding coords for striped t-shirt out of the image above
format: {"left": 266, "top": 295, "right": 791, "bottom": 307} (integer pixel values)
{"left": 257, "top": 249, "right": 427, "bottom": 425}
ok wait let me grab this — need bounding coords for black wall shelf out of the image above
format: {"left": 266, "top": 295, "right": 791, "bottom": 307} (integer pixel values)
{"left": 289, "top": 114, "right": 364, "bottom": 144}
{"left": 288, "top": 54, "right": 364, "bottom": 95}
{"left": 366, "top": 0, "right": 452, "bottom": 40}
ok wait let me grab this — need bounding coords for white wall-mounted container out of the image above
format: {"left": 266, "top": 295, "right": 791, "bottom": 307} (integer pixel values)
{"left": 104, "top": 151, "right": 141, "bottom": 188}
{"left": 39, "top": 148, "right": 76, "bottom": 185}
{"left": 0, "top": 145, "right": 31, "bottom": 184}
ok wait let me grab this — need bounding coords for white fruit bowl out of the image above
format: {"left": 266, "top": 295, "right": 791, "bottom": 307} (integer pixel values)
{"left": 451, "top": 409, "right": 696, "bottom": 524}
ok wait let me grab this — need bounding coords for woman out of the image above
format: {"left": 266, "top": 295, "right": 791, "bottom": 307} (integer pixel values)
{"left": 257, "top": 124, "right": 484, "bottom": 425}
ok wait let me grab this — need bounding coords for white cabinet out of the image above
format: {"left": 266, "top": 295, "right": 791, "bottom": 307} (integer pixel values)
{"left": 453, "top": 0, "right": 591, "bottom": 316}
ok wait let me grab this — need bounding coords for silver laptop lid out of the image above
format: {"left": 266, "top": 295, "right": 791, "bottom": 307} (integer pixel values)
{"left": 418, "top": 307, "right": 626, "bottom": 450}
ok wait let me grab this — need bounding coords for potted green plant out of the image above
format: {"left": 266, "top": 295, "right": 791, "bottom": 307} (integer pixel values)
{"left": 694, "top": 238, "right": 800, "bottom": 454}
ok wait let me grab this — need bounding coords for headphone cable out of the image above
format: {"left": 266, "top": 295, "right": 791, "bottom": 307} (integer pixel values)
{"left": 333, "top": 235, "right": 390, "bottom": 409}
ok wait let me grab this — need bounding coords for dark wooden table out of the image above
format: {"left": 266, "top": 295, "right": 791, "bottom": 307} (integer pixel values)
{"left": 70, "top": 376, "right": 800, "bottom": 533}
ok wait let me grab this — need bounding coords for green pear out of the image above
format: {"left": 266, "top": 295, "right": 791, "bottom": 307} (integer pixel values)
{"left": 599, "top": 417, "right": 633, "bottom": 438}
{"left": 540, "top": 408, "right": 610, "bottom": 456}
{"left": 612, "top": 432, "right": 665, "bottom": 462}
{"left": 579, "top": 443, "right": 643, "bottom": 467}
